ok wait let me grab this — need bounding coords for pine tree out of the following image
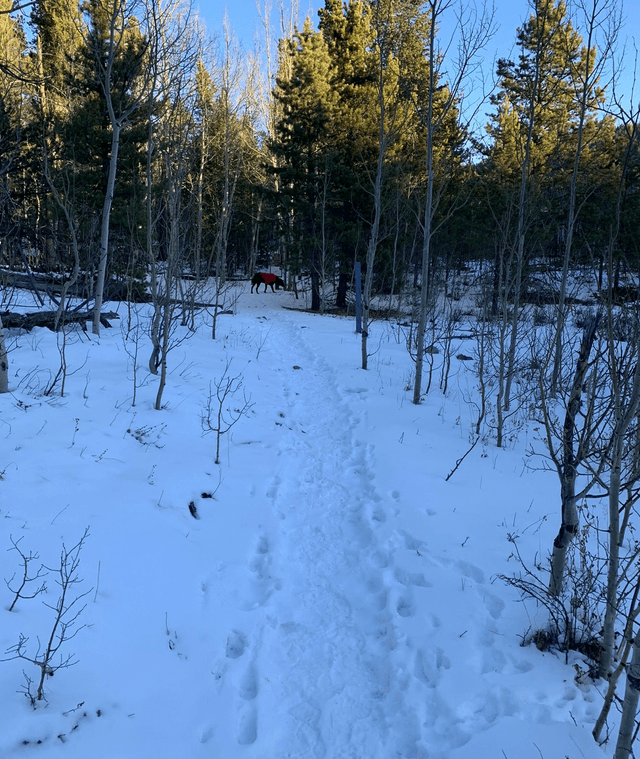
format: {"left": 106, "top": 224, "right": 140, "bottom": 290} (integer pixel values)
{"left": 0, "top": 0, "right": 31, "bottom": 267}
{"left": 318, "top": 0, "right": 378, "bottom": 308}
{"left": 271, "top": 17, "right": 339, "bottom": 311}
{"left": 487, "top": 0, "right": 605, "bottom": 195}
{"left": 0, "top": 0, "right": 26, "bottom": 171}
{"left": 79, "top": 0, "right": 149, "bottom": 332}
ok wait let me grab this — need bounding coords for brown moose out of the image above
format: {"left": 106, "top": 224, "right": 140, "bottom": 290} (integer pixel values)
{"left": 251, "top": 272, "right": 286, "bottom": 293}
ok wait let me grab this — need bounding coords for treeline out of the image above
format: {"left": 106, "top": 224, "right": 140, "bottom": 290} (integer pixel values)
{"left": 0, "top": 0, "right": 638, "bottom": 316}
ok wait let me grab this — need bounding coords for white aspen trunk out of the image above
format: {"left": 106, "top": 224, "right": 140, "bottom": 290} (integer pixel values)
{"left": 408, "top": 0, "right": 495, "bottom": 402}
{"left": 146, "top": 101, "right": 161, "bottom": 373}
{"left": 92, "top": 120, "right": 121, "bottom": 335}
{"left": 154, "top": 301, "right": 172, "bottom": 410}
{"left": 599, "top": 356, "right": 640, "bottom": 677}
{"left": 0, "top": 315, "right": 9, "bottom": 393}
{"left": 503, "top": 0, "right": 552, "bottom": 413}
{"left": 601, "top": 433, "right": 623, "bottom": 677}
{"left": 89, "top": 0, "right": 154, "bottom": 335}
{"left": 551, "top": 0, "right": 614, "bottom": 394}
{"left": 503, "top": 233, "right": 524, "bottom": 411}
{"left": 615, "top": 633, "right": 640, "bottom": 759}
{"left": 548, "top": 314, "right": 599, "bottom": 595}
{"left": 550, "top": 86, "right": 589, "bottom": 395}
{"left": 412, "top": 7, "right": 436, "bottom": 405}
{"left": 361, "top": 60, "right": 387, "bottom": 371}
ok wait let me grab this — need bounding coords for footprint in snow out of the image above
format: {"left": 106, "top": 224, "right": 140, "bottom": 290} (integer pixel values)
{"left": 239, "top": 663, "right": 258, "bottom": 701}
{"left": 396, "top": 592, "right": 415, "bottom": 618}
{"left": 210, "top": 660, "right": 228, "bottom": 689}
{"left": 414, "top": 647, "right": 449, "bottom": 687}
{"left": 482, "top": 591, "right": 505, "bottom": 620}
{"left": 237, "top": 704, "right": 258, "bottom": 745}
{"left": 244, "top": 534, "right": 282, "bottom": 610}
{"left": 401, "top": 531, "right": 428, "bottom": 553}
{"left": 394, "top": 566, "right": 432, "bottom": 588}
{"left": 198, "top": 724, "right": 215, "bottom": 744}
{"left": 481, "top": 645, "right": 507, "bottom": 674}
{"left": 457, "top": 559, "right": 485, "bottom": 584}
{"left": 266, "top": 475, "right": 281, "bottom": 500}
{"left": 225, "top": 630, "right": 246, "bottom": 659}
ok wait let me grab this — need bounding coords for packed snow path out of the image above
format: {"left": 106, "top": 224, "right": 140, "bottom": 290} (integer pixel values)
{"left": 0, "top": 288, "right": 608, "bottom": 759}
{"left": 198, "top": 308, "right": 604, "bottom": 759}
{"left": 205, "top": 314, "right": 426, "bottom": 757}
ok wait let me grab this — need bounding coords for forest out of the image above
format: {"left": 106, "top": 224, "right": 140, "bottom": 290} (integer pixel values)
{"left": 2, "top": 0, "right": 640, "bottom": 753}
{"left": 0, "top": 0, "right": 637, "bottom": 320}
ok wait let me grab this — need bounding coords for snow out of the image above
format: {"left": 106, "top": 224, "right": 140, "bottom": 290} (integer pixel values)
{"left": 0, "top": 284, "right": 613, "bottom": 757}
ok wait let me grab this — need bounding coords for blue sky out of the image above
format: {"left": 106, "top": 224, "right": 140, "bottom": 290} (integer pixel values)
{"left": 194, "top": 0, "right": 640, "bottom": 111}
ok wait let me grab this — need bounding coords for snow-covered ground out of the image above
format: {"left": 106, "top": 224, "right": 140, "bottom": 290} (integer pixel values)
{"left": 0, "top": 283, "right": 613, "bottom": 757}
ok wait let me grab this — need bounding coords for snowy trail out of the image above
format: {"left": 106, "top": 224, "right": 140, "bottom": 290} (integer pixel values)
{"left": 218, "top": 312, "right": 426, "bottom": 757}
{"left": 203, "top": 309, "right": 539, "bottom": 759}
{"left": 203, "top": 307, "right": 599, "bottom": 759}
{"left": 0, "top": 291, "right": 609, "bottom": 759}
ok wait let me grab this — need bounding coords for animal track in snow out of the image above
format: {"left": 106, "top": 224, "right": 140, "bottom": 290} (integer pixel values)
{"left": 457, "top": 560, "right": 485, "bottom": 584}
{"left": 400, "top": 531, "right": 428, "bottom": 553}
{"left": 393, "top": 567, "right": 432, "bottom": 588}
{"left": 237, "top": 704, "right": 258, "bottom": 745}
{"left": 414, "top": 647, "right": 450, "bottom": 688}
{"left": 370, "top": 506, "right": 386, "bottom": 523}
{"left": 482, "top": 591, "right": 505, "bottom": 620}
{"left": 225, "top": 630, "right": 246, "bottom": 659}
{"left": 396, "top": 593, "right": 415, "bottom": 618}
{"left": 198, "top": 724, "right": 214, "bottom": 744}
{"left": 266, "top": 475, "right": 281, "bottom": 500}
{"left": 210, "top": 659, "right": 228, "bottom": 690}
{"left": 238, "top": 663, "right": 258, "bottom": 701}
{"left": 370, "top": 549, "right": 391, "bottom": 569}
{"left": 242, "top": 532, "right": 282, "bottom": 610}
{"left": 481, "top": 645, "right": 507, "bottom": 674}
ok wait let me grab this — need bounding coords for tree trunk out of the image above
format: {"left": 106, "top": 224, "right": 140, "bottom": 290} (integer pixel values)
{"left": 0, "top": 315, "right": 9, "bottom": 393}
{"left": 599, "top": 345, "right": 640, "bottom": 677}
{"left": 615, "top": 632, "right": 640, "bottom": 759}
{"left": 550, "top": 0, "right": 615, "bottom": 395}
{"left": 548, "top": 314, "right": 600, "bottom": 596}
{"left": 412, "top": 10, "right": 436, "bottom": 405}
{"left": 92, "top": 121, "right": 121, "bottom": 335}
{"left": 361, "top": 70, "right": 387, "bottom": 370}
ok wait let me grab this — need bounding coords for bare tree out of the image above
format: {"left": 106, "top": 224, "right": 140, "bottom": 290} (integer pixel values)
{"left": 89, "top": 0, "right": 152, "bottom": 335}
{"left": 595, "top": 97, "right": 640, "bottom": 679}
{"left": 361, "top": 0, "right": 414, "bottom": 369}
{"left": 598, "top": 318, "right": 640, "bottom": 679}
{"left": 209, "top": 18, "right": 254, "bottom": 339}
{"left": 412, "top": 0, "right": 495, "bottom": 404}
{"left": 2, "top": 528, "right": 91, "bottom": 704}
{"left": 201, "top": 360, "right": 254, "bottom": 465}
{"left": 592, "top": 49, "right": 640, "bottom": 752}
{"left": 0, "top": 315, "right": 8, "bottom": 393}
{"left": 544, "top": 313, "right": 603, "bottom": 596}
{"left": 615, "top": 629, "right": 640, "bottom": 759}
{"left": 145, "top": 0, "right": 201, "bottom": 409}
{"left": 5, "top": 536, "right": 47, "bottom": 612}
{"left": 549, "top": 0, "right": 621, "bottom": 395}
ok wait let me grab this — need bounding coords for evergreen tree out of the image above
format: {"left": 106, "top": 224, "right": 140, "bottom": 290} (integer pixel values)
{"left": 0, "top": 0, "right": 31, "bottom": 267}
{"left": 79, "top": 0, "right": 149, "bottom": 331}
{"left": 271, "top": 17, "right": 339, "bottom": 311}
{"left": 29, "top": 0, "right": 85, "bottom": 270}
{"left": 486, "top": 0, "right": 609, "bottom": 221}
{"left": 318, "top": 0, "right": 377, "bottom": 307}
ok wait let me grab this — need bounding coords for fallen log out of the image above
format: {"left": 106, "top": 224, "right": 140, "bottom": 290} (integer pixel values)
{"left": 1, "top": 310, "right": 119, "bottom": 332}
